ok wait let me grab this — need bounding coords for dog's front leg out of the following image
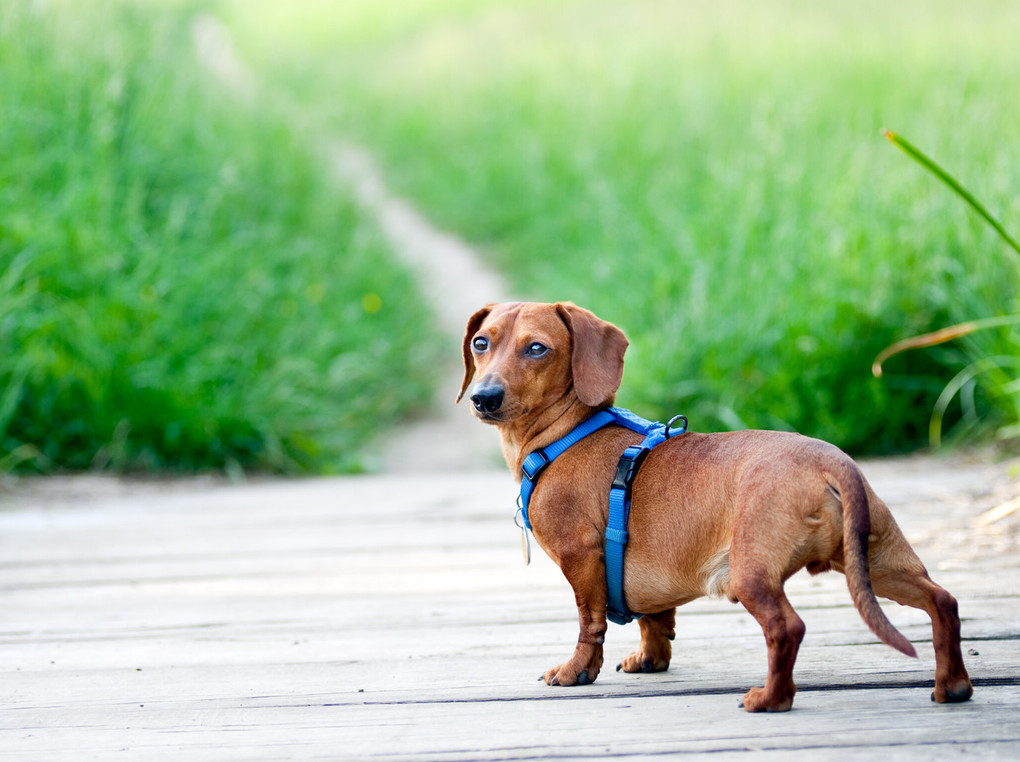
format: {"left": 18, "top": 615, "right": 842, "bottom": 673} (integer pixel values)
{"left": 618, "top": 608, "right": 675, "bottom": 673}
{"left": 541, "top": 554, "right": 607, "bottom": 686}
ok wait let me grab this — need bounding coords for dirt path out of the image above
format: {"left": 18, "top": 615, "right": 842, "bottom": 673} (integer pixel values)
{"left": 328, "top": 141, "right": 512, "bottom": 473}
{"left": 196, "top": 14, "right": 509, "bottom": 473}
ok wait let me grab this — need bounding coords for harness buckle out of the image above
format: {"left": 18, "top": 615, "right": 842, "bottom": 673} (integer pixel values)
{"left": 606, "top": 609, "right": 637, "bottom": 626}
{"left": 612, "top": 446, "right": 650, "bottom": 494}
{"left": 522, "top": 450, "right": 551, "bottom": 482}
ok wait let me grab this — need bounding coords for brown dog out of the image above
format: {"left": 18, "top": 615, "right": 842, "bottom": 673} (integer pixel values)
{"left": 458, "top": 301, "right": 973, "bottom": 712}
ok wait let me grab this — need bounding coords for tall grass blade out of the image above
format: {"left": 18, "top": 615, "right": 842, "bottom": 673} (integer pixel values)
{"left": 872, "top": 314, "right": 1020, "bottom": 377}
{"left": 882, "top": 129, "right": 1020, "bottom": 257}
{"left": 878, "top": 129, "right": 1020, "bottom": 448}
{"left": 929, "top": 355, "right": 1020, "bottom": 448}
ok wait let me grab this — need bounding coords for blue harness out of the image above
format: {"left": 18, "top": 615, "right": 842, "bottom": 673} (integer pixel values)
{"left": 518, "top": 407, "right": 687, "bottom": 625}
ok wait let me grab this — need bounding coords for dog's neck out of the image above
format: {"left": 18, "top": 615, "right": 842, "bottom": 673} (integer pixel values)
{"left": 497, "top": 394, "right": 609, "bottom": 477}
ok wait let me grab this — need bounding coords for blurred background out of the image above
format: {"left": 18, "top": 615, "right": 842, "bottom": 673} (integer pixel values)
{"left": 2, "top": 0, "right": 1018, "bottom": 476}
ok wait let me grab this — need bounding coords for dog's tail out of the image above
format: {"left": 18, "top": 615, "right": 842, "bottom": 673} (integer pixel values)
{"left": 832, "top": 461, "right": 918, "bottom": 658}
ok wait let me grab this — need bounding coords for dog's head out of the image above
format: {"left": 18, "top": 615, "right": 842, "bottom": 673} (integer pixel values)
{"left": 457, "top": 302, "right": 629, "bottom": 424}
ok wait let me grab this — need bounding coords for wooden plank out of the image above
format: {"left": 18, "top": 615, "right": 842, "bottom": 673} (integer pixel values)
{"left": 1, "top": 457, "right": 1018, "bottom": 760}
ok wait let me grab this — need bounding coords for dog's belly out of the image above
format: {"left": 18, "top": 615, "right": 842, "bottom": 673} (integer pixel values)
{"left": 625, "top": 574, "right": 722, "bottom": 613}
{"left": 624, "top": 538, "right": 731, "bottom": 612}
{"left": 623, "top": 495, "right": 734, "bottom": 613}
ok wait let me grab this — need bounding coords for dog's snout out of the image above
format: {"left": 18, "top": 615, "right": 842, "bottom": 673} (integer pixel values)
{"left": 470, "top": 384, "right": 504, "bottom": 414}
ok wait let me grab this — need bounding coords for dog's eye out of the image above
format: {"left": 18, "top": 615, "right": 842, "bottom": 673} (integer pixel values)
{"left": 472, "top": 336, "right": 489, "bottom": 353}
{"left": 525, "top": 342, "right": 549, "bottom": 358}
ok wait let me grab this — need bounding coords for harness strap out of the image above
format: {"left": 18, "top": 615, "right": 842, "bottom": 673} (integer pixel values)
{"left": 518, "top": 407, "right": 687, "bottom": 625}
{"left": 519, "top": 409, "right": 617, "bottom": 530}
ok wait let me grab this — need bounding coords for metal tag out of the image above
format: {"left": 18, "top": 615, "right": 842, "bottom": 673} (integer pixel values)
{"left": 514, "top": 503, "right": 531, "bottom": 566}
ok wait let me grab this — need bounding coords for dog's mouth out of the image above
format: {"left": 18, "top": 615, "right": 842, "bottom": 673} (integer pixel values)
{"left": 474, "top": 408, "right": 511, "bottom": 424}
{"left": 472, "top": 400, "right": 524, "bottom": 425}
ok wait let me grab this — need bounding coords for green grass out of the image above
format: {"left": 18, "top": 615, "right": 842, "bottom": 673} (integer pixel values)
{"left": 223, "top": 0, "right": 1020, "bottom": 454}
{"left": 0, "top": 1, "right": 442, "bottom": 474}
{"left": 876, "top": 131, "right": 1020, "bottom": 447}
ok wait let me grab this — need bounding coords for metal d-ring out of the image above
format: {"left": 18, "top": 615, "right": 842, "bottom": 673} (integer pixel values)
{"left": 514, "top": 500, "right": 525, "bottom": 529}
{"left": 665, "top": 414, "right": 688, "bottom": 438}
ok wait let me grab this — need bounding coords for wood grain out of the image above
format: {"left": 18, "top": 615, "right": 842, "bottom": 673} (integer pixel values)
{"left": 1, "top": 458, "right": 1018, "bottom": 760}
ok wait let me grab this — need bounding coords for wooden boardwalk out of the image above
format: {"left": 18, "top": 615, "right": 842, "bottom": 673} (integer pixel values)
{"left": 2, "top": 455, "right": 1018, "bottom": 760}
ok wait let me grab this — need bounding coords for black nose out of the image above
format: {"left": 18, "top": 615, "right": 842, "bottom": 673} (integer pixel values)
{"left": 470, "top": 384, "right": 504, "bottom": 414}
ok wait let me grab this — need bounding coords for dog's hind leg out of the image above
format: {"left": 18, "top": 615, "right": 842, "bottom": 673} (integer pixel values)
{"left": 617, "top": 608, "right": 675, "bottom": 673}
{"left": 866, "top": 528, "right": 973, "bottom": 703}
{"left": 728, "top": 486, "right": 808, "bottom": 712}
{"left": 732, "top": 583, "right": 804, "bottom": 712}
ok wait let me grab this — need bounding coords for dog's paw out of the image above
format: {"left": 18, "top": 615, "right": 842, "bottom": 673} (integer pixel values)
{"left": 616, "top": 649, "right": 669, "bottom": 674}
{"left": 540, "top": 642, "right": 603, "bottom": 686}
{"left": 739, "top": 686, "right": 794, "bottom": 713}
{"left": 540, "top": 662, "right": 600, "bottom": 687}
{"left": 931, "top": 678, "right": 973, "bottom": 703}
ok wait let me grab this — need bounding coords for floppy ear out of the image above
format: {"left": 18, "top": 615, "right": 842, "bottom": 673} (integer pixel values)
{"left": 556, "top": 302, "right": 629, "bottom": 407}
{"left": 457, "top": 305, "right": 493, "bottom": 402}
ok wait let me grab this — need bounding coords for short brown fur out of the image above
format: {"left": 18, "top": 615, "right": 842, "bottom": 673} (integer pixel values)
{"left": 460, "top": 301, "right": 973, "bottom": 712}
